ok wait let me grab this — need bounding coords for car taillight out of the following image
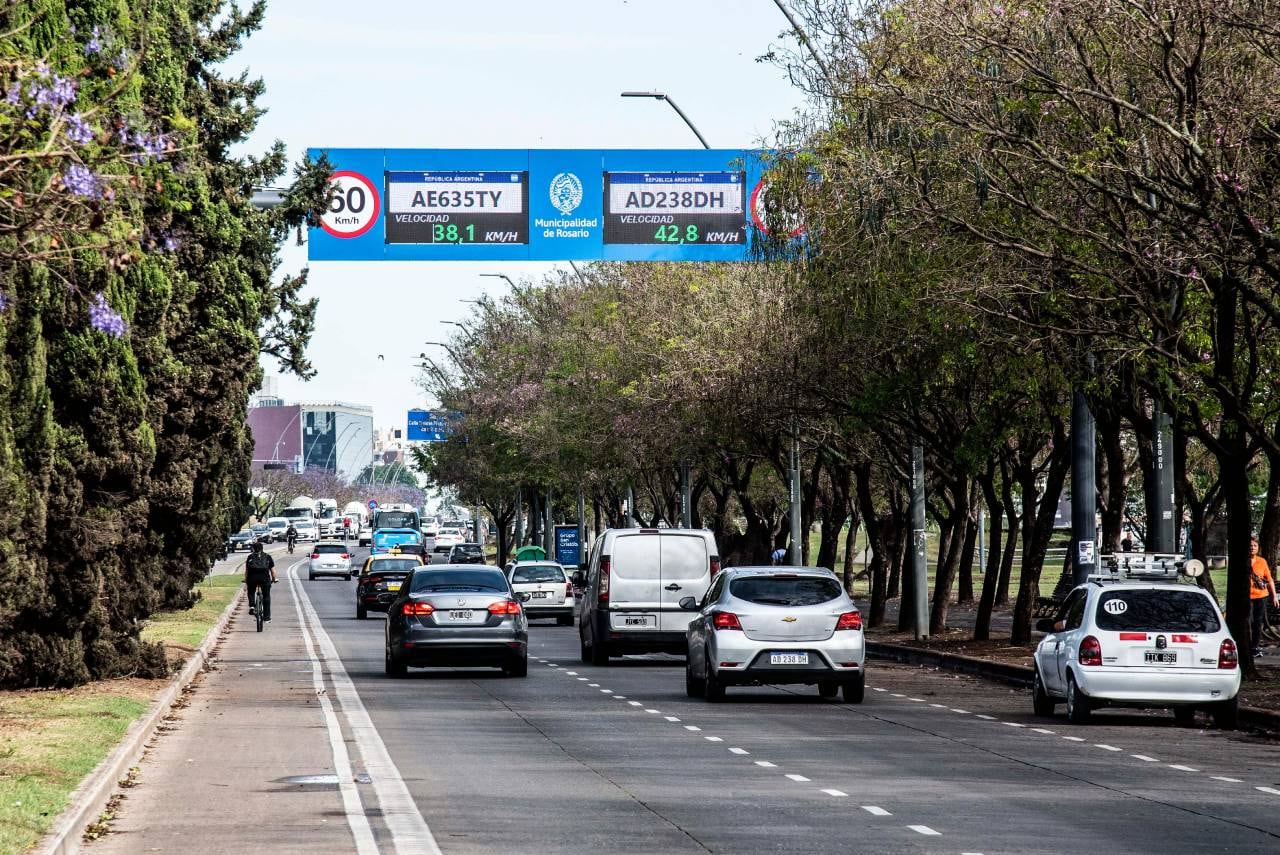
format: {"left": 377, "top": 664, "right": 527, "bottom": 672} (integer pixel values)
{"left": 599, "top": 556, "right": 611, "bottom": 604}
{"left": 488, "top": 600, "right": 521, "bottom": 615}
{"left": 402, "top": 602, "right": 433, "bottom": 616}
{"left": 341, "top": 553, "right": 350, "bottom": 559}
{"left": 712, "top": 611, "right": 742, "bottom": 630}
{"left": 1079, "top": 635, "right": 1102, "bottom": 666}
{"left": 310, "top": 553, "right": 320, "bottom": 559}
{"left": 565, "top": 582, "right": 573, "bottom": 597}
{"left": 709, "top": 556, "right": 721, "bottom": 578}
{"left": 1218, "top": 638, "right": 1238, "bottom": 669}
{"left": 835, "top": 611, "right": 862, "bottom": 630}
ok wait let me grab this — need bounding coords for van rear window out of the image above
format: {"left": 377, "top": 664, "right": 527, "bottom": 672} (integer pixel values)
{"left": 1095, "top": 590, "right": 1220, "bottom": 633}
{"left": 730, "top": 576, "right": 842, "bottom": 607}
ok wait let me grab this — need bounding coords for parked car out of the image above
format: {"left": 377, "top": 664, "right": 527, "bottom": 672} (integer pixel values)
{"left": 384, "top": 565, "right": 528, "bottom": 677}
{"left": 308, "top": 540, "right": 353, "bottom": 581}
{"left": 577, "top": 527, "right": 720, "bottom": 665}
{"left": 449, "top": 543, "right": 486, "bottom": 564}
{"left": 507, "top": 561, "right": 574, "bottom": 625}
{"left": 249, "top": 523, "right": 273, "bottom": 545}
{"left": 1032, "top": 556, "right": 1239, "bottom": 727}
{"left": 227, "top": 530, "right": 256, "bottom": 552}
{"left": 356, "top": 552, "right": 425, "bottom": 619}
{"left": 293, "top": 519, "right": 318, "bottom": 542}
{"left": 265, "top": 517, "right": 290, "bottom": 542}
{"left": 682, "top": 567, "right": 866, "bottom": 703}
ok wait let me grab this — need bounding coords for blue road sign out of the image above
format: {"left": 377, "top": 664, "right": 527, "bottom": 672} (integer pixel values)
{"left": 554, "top": 525, "right": 581, "bottom": 568}
{"left": 367, "top": 499, "right": 378, "bottom": 510}
{"left": 308, "top": 149, "right": 795, "bottom": 262}
{"left": 407, "top": 409, "right": 451, "bottom": 442}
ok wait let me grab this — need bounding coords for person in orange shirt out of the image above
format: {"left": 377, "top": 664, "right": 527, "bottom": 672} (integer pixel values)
{"left": 1249, "top": 537, "right": 1278, "bottom": 657}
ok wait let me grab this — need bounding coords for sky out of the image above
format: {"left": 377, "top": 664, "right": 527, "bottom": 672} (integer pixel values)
{"left": 236, "top": 0, "right": 809, "bottom": 430}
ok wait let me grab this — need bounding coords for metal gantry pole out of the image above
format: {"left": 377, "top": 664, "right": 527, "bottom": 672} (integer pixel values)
{"left": 544, "top": 488, "right": 554, "bottom": 555}
{"left": 577, "top": 486, "right": 587, "bottom": 567}
{"left": 1151, "top": 401, "right": 1176, "bottom": 553}
{"left": 680, "top": 460, "right": 692, "bottom": 528}
{"left": 1071, "top": 384, "right": 1098, "bottom": 585}
{"left": 910, "top": 443, "right": 929, "bottom": 640}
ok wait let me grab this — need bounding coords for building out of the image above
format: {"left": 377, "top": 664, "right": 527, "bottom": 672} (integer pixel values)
{"left": 248, "top": 399, "right": 374, "bottom": 482}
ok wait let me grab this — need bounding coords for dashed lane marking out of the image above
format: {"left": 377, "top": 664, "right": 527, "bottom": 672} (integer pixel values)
{"left": 908, "top": 697, "right": 926, "bottom": 702}
{"left": 1255, "top": 786, "right": 1280, "bottom": 796}
{"left": 1095, "top": 744, "right": 1122, "bottom": 752}
{"left": 976, "top": 714, "right": 996, "bottom": 720}
{"left": 1032, "top": 728, "right": 1055, "bottom": 734}
{"left": 1062, "top": 736, "right": 1086, "bottom": 742}
{"left": 821, "top": 789, "right": 848, "bottom": 797}
{"left": 729, "top": 747, "right": 749, "bottom": 755}
{"left": 1003, "top": 722, "right": 1027, "bottom": 728}
{"left": 873, "top": 687, "right": 887, "bottom": 692}
{"left": 755, "top": 761, "right": 777, "bottom": 768}
{"left": 628, "top": 701, "right": 643, "bottom": 706}
{"left": 862, "top": 806, "right": 891, "bottom": 816}
{"left": 785, "top": 774, "right": 811, "bottom": 782}
{"left": 1168, "top": 764, "right": 1199, "bottom": 772}
{"left": 1131, "top": 754, "right": 1159, "bottom": 762}
{"left": 930, "top": 703, "right": 947, "bottom": 708}
{"left": 908, "top": 825, "right": 941, "bottom": 836}
{"left": 684, "top": 725, "right": 702, "bottom": 732}
{"left": 950, "top": 708, "right": 970, "bottom": 714}
{"left": 644, "top": 709, "right": 661, "bottom": 714}
{"left": 664, "top": 716, "right": 681, "bottom": 722}
{"left": 600, "top": 689, "right": 613, "bottom": 694}
{"left": 1211, "top": 776, "right": 1243, "bottom": 783}
{"left": 588, "top": 683, "right": 599, "bottom": 687}
{"left": 705, "top": 736, "right": 723, "bottom": 742}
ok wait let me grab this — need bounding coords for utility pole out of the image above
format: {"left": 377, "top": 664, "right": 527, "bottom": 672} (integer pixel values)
{"left": 1151, "top": 403, "right": 1175, "bottom": 552}
{"left": 789, "top": 427, "right": 803, "bottom": 567}
{"left": 1071, "top": 373, "right": 1098, "bottom": 585}
{"left": 514, "top": 486, "right": 524, "bottom": 546}
{"left": 909, "top": 443, "right": 929, "bottom": 640}
{"left": 577, "top": 486, "right": 587, "bottom": 567}
{"left": 543, "top": 488, "right": 554, "bottom": 556}
{"left": 680, "top": 460, "right": 692, "bottom": 528}
{"left": 625, "top": 483, "right": 636, "bottom": 528}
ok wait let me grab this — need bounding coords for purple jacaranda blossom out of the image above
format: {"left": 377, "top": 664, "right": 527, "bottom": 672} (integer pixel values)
{"left": 113, "top": 49, "right": 129, "bottom": 70}
{"left": 88, "top": 293, "right": 127, "bottom": 338}
{"left": 85, "top": 26, "right": 103, "bottom": 56}
{"left": 163, "top": 235, "right": 179, "bottom": 252}
{"left": 32, "top": 74, "right": 76, "bottom": 111}
{"left": 130, "top": 130, "right": 168, "bottom": 161}
{"left": 64, "top": 113, "right": 93, "bottom": 145}
{"left": 4, "top": 83, "right": 19, "bottom": 105}
{"left": 63, "top": 163, "right": 101, "bottom": 198}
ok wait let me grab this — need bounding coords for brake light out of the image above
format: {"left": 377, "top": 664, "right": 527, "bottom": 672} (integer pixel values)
{"left": 1172, "top": 634, "right": 1197, "bottom": 644}
{"left": 565, "top": 582, "right": 573, "bottom": 597}
{"left": 599, "top": 556, "right": 611, "bottom": 604}
{"left": 401, "top": 602, "right": 433, "bottom": 616}
{"left": 310, "top": 553, "right": 320, "bottom": 559}
{"left": 835, "top": 611, "right": 862, "bottom": 630}
{"left": 712, "top": 611, "right": 742, "bottom": 630}
{"left": 341, "top": 553, "right": 350, "bottom": 560}
{"left": 488, "top": 600, "right": 521, "bottom": 615}
{"left": 1218, "top": 638, "right": 1238, "bottom": 669}
{"left": 709, "top": 556, "right": 721, "bottom": 578}
{"left": 1079, "top": 635, "right": 1102, "bottom": 666}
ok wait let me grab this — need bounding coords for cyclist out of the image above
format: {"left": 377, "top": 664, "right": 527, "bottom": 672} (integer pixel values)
{"left": 285, "top": 523, "right": 298, "bottom": 554}
{"left": 245, "top": 542, "right": 277, "bottom": 622}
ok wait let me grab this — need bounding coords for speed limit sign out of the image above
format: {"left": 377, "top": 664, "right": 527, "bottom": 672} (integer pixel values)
{"left": 320, "top": 170, "right": 380, "bottom": 239}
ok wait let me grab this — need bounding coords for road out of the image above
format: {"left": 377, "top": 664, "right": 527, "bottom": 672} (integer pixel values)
{"left": 89, "top": 546, "right": 1280, "bottom": 854}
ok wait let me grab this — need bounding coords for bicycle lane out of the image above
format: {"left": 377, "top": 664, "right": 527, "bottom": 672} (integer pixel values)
{"left": 87, "top": 558, "right": 370, "bottom": 855}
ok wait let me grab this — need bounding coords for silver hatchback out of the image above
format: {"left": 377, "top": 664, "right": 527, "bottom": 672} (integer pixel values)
{"left": 682, "top": 567, "right": 866, "bottom": 702}
{"left": 308, "top": 541, "right": 353, "bottom": 580}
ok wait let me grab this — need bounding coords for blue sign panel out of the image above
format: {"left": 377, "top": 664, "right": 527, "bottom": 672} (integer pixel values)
{"left": 554, "top": 525, "right": 581, "bottom": 568}
{"left": 307, "top": 148, "right": 789, "bottom": 262}
{"left": 407, "top": 409, "right": 451, "bottom": 442}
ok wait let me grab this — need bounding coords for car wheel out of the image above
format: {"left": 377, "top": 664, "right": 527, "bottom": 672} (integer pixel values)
{"left": 356, "top": 605, "right": 367, "bottom": 620}
{"left": 384, "top": 646, "right": 406, "bottom": 678}
{"left": 557, "top": 615, "right": 573, "bottom": 627}
{"left": 818, "top": 680, "right": 839, "bottom": 698}
{"left": 504, "top": 656, "right": 528, "bottom": 678}
{"left": 685, "top": 657, "right": 706, "bottom": 697}
{"left": 589, "top": 630, "right": 610, "bottom": 666}
{"left": 704, "top": 658, "right": 726, "bottom": 702}
{"left": 1211, "top": 696, "right": 1239, "bottom": 730}
{"left": 579, "top": 628, "right": 591, "bottom": 664}
{"left": 1065, "top": 675, "right": 1091, "bottom": 724}
{"left": 842, "top": 673, "right": 865, "bottom": 704}
{"left": 308, "top": 573, "right": 315, "bottom": 581}
{"left": 1032, "top": 668, "right": 1056, "bottom": 717}
{"left": 1173, "top": 706, "right": 1198, "bottom": 728}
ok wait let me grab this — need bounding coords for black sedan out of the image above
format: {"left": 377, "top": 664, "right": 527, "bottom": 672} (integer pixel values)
{"left": 355, "top": 554, "right": 424, "bottom": 620}
{"left": 448, "top": 543, "right": 486, "bottom": 564}
{"left": 384, "top": 565, "right": 528, "bottom": 678}
{"left": 227, "top": 530, "right": 257, "bottom": 552}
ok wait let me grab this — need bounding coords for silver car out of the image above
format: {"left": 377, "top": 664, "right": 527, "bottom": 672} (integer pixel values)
{"left": 682, "top": 567, "right": 866, "bottom": 703}
{"left": 308, "top": 540, "right": 353, "bottom": 580}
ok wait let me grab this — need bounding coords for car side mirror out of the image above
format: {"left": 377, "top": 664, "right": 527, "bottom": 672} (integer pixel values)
{"left": 678, "top": 596, "right": 698, "bottom": 611}
{"left": 1035, "top": 618, "right": 1055, "bottom": 633}
{"left": 516, "top": 591, "right": 531, "bottom": 603}
{"left": 571, "top": 571, "right": 585, "bottom": 587}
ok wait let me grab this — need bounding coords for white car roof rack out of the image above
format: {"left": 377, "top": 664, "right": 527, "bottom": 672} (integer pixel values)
{"left": 1089, "top": 553, "right": 1204, "bottom": 584}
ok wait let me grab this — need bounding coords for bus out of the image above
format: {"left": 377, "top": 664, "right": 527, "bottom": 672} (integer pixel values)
{"left": 371, "top": 505, "right": 423, "bottom": 556}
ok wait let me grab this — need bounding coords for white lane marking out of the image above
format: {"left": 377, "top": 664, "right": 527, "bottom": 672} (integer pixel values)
{"left": 684, "top": 725, "right": 702, "bottom": 732}
{"left": 1211, "top": 776, "right": 1243, "bottom": 783}
{"left": 577, "top": 677, "right": 588, "bottom": 681}
{"left": 951, "top": 708, "right": 970, "bottom": 714}
{"left": 291, "top": 566, "right": 443, "bottom": 855}
{"left": 1131, "top": 754, "right": 1159, "bottom": 762}
{"left": 705, "top": 736, "right": 723, "bottom": 742}
{"left": 1168, "top": 764, "right": 1199, "bottom": 772}
{"left": 644, "top": 709, "right": 660, "bottom": 714}
{"left": 873, "top": 687, "right": 887, "bottom": 693}
{"left": 547, "top": 663, "right": 558, "bottom": 668}
{"left": 861, "top": 806, "right": 891, "bottom": 816}
{"left": 628, "top": 701, "right": 642, "bottom": 706}
{"left": 1032, "top": 728, "right": 1056, "bottom": 734}
{"left": 588, "top": 683, "right": 599, "bottom": 687}
{"left": 890, "top": 693, "right": 905, "bottom": 698}
{"left": 909, "top": 825, "right": 941, "bottom": 836}
{"left": 976, "top": 714, "right": 996, "bottom": 720}
{"left": 930, "top": 703, "right": 947, "bottom": 708}
{"left": 1094, "top": 744, "right": 1122, "bottom": 752}
{"left": 785, "top": 773, "right": 810, "bottom": 782}
{"left": 600, "top": 689, "right": 613, "bottom": 694}
{"left": 1062, "top": 736, "right": 1086, "bottom": 742}
{"left": 908, "top": 697, "right": 926, "bottom": 703}
{"left": 729, "top": 747, "right": 749, "bottom": 755}
{"left": 1003, "top": 722, "right": 1027, "bottom": 728}
{"left": 1255, "top": 786, "right": 1280, "bottom": 796}
{"left": 755, "top": 761, "right": 777, "bottom": 768}
{"left": 287, "top": 565, "right": 378, "bottom": 855}
{"left": 821, "top": 789, "right": 847, "bottom": 797}
{"left": 565, "top": 671, "right": 578, "bottom": 675}
{"left": 664, "top": 716, "right": 681, "bottom": 722}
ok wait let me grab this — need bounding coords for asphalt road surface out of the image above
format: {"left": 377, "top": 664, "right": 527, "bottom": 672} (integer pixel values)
{"left": 89, "top": 547, "right": 1280, "bottom": 854}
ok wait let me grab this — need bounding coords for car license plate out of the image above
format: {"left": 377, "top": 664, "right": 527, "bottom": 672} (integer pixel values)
{"left": 531, "top": 591, "right": 549, "bottom": 598}
{"left": 770, "top": 652, "right": 809, "bottom": 665}
{"left": 623, "top": 615, "right": 655, "bottom": 627}
{"left": 1144, "top": 651, "right": 1177, "bottom": 664}
{"left": 450, "top": 610, "right": 474, "bottom": 621}
{"left": 386, "top": 581, "right": 401, "bottom": 592}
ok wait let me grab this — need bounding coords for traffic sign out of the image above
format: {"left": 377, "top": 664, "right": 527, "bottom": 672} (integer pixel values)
{"left": 307, "top": 149, "right": 796, "bottom": 262}
{"left": 407, "top": 409, "right": 452, "bottom": 442}
{"left": 367, "top": 499, "right": 379, "bottom": 511}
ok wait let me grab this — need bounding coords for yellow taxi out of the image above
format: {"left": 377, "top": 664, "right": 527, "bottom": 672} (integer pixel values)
{"left": 356, "top": 549, "right": 425, "bottom": 619}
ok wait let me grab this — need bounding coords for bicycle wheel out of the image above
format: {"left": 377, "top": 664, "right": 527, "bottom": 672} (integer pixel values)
{"left": 254, "top": 588, "right": 264, "bottom": 632}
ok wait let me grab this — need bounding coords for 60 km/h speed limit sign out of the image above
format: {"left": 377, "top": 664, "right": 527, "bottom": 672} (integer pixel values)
{"left": 321, "top": 170, "right": 380, "bottom": 239}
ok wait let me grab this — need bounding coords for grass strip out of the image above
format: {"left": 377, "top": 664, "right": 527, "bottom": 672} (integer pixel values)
{"left": 0, "top": 574, "right": 240, "bottom": 852}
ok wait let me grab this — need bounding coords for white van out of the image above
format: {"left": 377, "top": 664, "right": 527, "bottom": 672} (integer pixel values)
{"left": 576, "top": 528, "right": 720, "bottom": 665}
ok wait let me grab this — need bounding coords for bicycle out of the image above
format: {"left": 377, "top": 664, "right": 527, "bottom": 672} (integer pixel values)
{"left": 287, "top": 537, "right": 296, "bottom": 555}
{"left": 253, "top": 585, "right": 264, "bottom": 632}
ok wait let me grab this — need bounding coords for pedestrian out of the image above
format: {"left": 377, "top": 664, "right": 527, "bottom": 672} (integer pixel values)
{"left": 1248, "top": 536, "right": 1278, "bottom": 657}
{"left": 771, "top": 546, "right": 787, "bottom": 566}
{"left": 1120, "top": 536, "right": 1133, "bottom": 553}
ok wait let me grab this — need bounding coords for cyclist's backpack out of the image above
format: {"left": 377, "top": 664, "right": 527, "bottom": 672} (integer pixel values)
{"left": 246, "top": 552, "right": 271, "bottom": 572}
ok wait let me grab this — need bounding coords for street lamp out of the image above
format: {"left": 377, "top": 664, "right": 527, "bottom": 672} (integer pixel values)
{"left": 620, "top": 91, "right": 711, "bottom": 150}
{"left": 480, "top": 273, "right": 516, "bottom": 288}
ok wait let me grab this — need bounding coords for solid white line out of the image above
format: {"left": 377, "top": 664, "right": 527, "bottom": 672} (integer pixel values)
{"left": 951, "top": 708, "right": 970, "bottom": 714}
{"left": 908, "top": 825, "right": 941, "bottom": 836}
{"left": 1094, "top": 744, "right": 1122, "bottom": 752}
{"left": 1255, "top": 786, "right": 1280, "bottom": 796}
{"left": 861, "top": 805, "right": 891, "bottom": 816}
{"left": 291, "top": 566, "right": 443, "bottom": 855}
{"left": 1168, "top": 764, "right": 1199, "bottom": 772}
{"left": 288, "top": 565, "right": 378, "bottom": 855}
{"left": 1210, "top": 776, "right": 1243, "bottom": 783}
{"left": 821, "top": 789, "right": 847, "bottom": 797}
{"left": 1131, "top": 754, "right": 1159, "bottom": 762}
{"left": 976, "top": 714, "right": 996, "bottom": 720}
{"left": 755, "top": 760, "right": 777, "bottom": 768}
{"left": 729, "top": 747, "right": 749, "bottom": 755}
{"left": 785, "top": 773, "right": 810, "bottom": 782}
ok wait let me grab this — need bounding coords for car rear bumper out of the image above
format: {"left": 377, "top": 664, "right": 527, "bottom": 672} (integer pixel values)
{"left": 1074, "top": 667, "right": 1241, "bottom": 704}
{"left": 309, "top": 566, "right": 352, "bottom": 578}
{"left": 524, "top": 605, "right": 573, "bottom": 619}
{"left": 396, "top": 628, "right": 527, "bottom": 667}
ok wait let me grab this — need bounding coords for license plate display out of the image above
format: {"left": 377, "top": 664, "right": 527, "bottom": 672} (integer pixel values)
{"left": 386, "top": 582, "right": 401, "bottom": 592}
{"left": 450, "top": 610, "right": 474, "bottom": 621}
{"left": 770, "top": 652, "right": 808, "bottom": 665}
{"left": 531, "top": 591, "right": 549, "bottom": 598}
{"left": 1144, "top": 651, "right": 1177, "bottom": 664}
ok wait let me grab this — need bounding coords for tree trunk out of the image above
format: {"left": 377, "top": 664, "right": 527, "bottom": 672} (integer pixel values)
{"left": 856, "top": 461, "right": 889, "bottom": 627}
{"left": 930, "top": 480, "right": 969, "bottom": 634}
{"left": 1219, "top": 426, "right": 1258, "bottom": 675}
{"left": 996, "top": 466, "right": 1019, "bottom": 606}
{"left": 957, "top": 511, "right": 978, "bottom": 604}
{"left": 1011, "top": 430, "right": 1071, "bottom": 643}
{"left": 1096, "top": 406, "right": 1127, "bottom": 552}
{"left": 974, "top": 469, "right": 1005, "bottom": 641}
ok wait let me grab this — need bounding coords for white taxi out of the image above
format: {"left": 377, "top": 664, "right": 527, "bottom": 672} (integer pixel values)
{"left": 1032, "top": 555, "right": 1240, "bottom": 728}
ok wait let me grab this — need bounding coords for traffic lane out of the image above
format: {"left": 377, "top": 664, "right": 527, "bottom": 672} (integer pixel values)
{"left": 299, "top": 574, "right": 942, "bottom": 854}
{"left": 535, "top": 634, "right": 1280, "bottom": 854}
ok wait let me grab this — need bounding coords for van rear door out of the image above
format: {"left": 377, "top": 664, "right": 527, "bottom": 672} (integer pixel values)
{"left": 658, "top": 534, "right": 710, "bottom": 632}
{"left": 608, "top": 532, "right": 663, "bottom": 621}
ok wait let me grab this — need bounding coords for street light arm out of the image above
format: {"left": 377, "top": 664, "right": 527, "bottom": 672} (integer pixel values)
{"left": 620, "top": 91, "right": 710, "bottom": 149}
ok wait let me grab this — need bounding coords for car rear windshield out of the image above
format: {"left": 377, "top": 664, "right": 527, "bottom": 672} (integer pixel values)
{"left": 369, "top": 559, "right": 418, "bottom": 574}
{"left": 411, "top": 570, "right": 507, "bottom": 593}
{"left": 512, "top": 565, "right": 565, "bottom": 584}
{"left": 433, "top": 545, "right": 452, "bottom": 554}
{"left": 454, "top": 545, "right": 483, "bottom": 555}
{"left": 314, "top": 544, "right": 347, "bottom": 554}
{"left": 1095, "top": 590, "right": 1221, "bottom": 632}
{"left": 730, "top": 576, "right": 844, "bottom": 607}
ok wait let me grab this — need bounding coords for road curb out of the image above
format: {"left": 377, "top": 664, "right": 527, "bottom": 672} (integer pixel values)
{"left": 35, "top": 584, "right": 245, "bottom": 855}
{"left": 866, "top": 640, "right": 1280, "bottom": 732}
